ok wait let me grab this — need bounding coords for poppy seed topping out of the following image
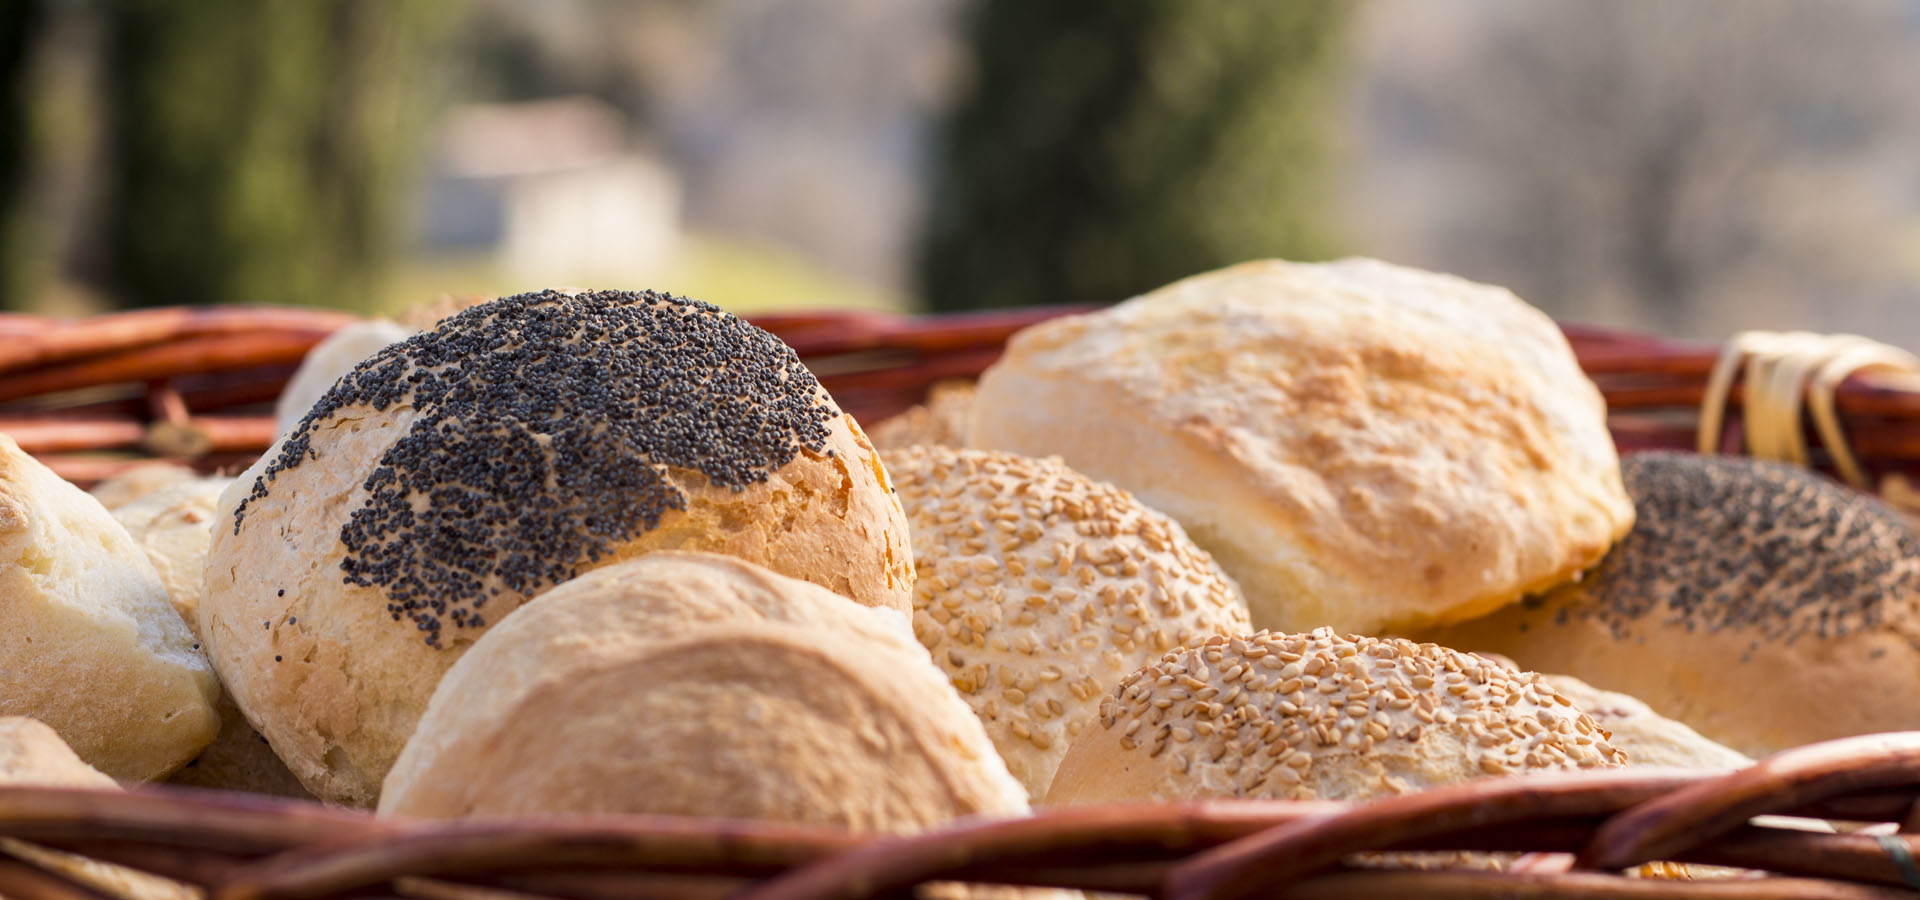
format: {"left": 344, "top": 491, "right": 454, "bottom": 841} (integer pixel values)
{"left": 1545, "top": 452, "right": 1920, "bottom": 644}
{"left": 232, "top": 289, "right": 839, "bottom": 648}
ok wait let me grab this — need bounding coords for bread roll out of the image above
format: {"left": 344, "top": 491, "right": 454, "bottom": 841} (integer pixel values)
{"left": 1541, "top": 675, "right": 1751, "bottom": 770}
{"left": 969, "top": 258, "right": 1634, "bottom": 634}
{"left": 1045, "top": 629, "right": 1622, "bottom": 806}
{"left": 1417, "top": 452, "right": 1920, "bottom": 758}
{"left": 105, "top": 474, "right": 230, "bottom": 640}
{"left": 272, "top": 319, "right": 414, "bottom": 436}
{"left": 888, "top": 445, "right": 1251, "bottom": 799}
{"left": 380, "top": 552, "right": 1025, "bottom": 827}
{"left": 0, "top": 718, "right": 199, "bottom": 900}
{"left": 88, "top": 462, "right": 201, "bottom": 510}
{"left": 0, "top": 717, "right": 115, "bottom": 788}
{"left": 96, "top": 473, "right": 308, "bottom": 796}
{"left": 871, "top": 380, "right": 975, "bottom": 450}
{"left": 204, "top": 289, "right": 914, "bottom": 806}
{"left": 0, "top": 434, "right": 219, "bottom": 781}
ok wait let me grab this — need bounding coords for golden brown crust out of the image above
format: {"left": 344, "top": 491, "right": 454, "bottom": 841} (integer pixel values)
{"left": 889, "top": 445, "right": 1251, "bottom": 799}
{"left": 0, "top": 435, "right": 219, "bottom": 782}
{"left": 1044, "top": 629, "right": 1622, "bottom": 806}
{"left": 1416, "top": 452, "right": 1920, "bottom": 758}
{"left": 380, "top": 556, "right": 1025, "bottom": 826}
{"left": 970, "top": 258, "right": 1634, "bottom": 634}
{"left": 870, "top": 381, "right": 976, "bottom": 450}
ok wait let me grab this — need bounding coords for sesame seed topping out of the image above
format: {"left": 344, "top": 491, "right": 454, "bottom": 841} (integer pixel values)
{"left": 232, "top": 289, "right": 838, "bottom": 648}
{"left": 1094, "top": 628, "right": 1622, "bottom": 801}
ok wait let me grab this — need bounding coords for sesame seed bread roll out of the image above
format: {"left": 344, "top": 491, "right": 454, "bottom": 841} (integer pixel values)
{"left": 969, "top": 258, "right": 1634, "bottom": 634}
{"left": 1539, "top": 675, "right": 1752, "bottom": 770}
{"left": 379, "top": 553, "right": 1026, "bottom": 826}
{"left": 1045, "top": 629, "right": 1623, "bottom": 806}
{"left": 203, "top": 289, "right": 914, "bottom": 806}
{"left": 889, "top": 445, "right": 1251, "bottom": 799}
{"left": 105, "top": 474, "right": 231, "bottom": 640}
{"left": 0, "top": 434, "right": 220, "bottom": 781}
{"left": 870, "top": 380, "right": 975, "bottom": 450}
{"left": 1417, "top": 452, "right": 1920, "bottom": 758}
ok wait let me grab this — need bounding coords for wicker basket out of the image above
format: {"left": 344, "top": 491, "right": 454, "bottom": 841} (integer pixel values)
{"left": 5, "top": 305, "right": 1920, "bottom": 899}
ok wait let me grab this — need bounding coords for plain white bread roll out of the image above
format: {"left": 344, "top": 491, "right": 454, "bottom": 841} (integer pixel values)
{"left": 206, "top": 289, "right": 915, "bottom": 806}
{"left": 104, "top": 474, "right": 230, "bottom": 640}
{"left": 94, "top": 472, "right": 307, "bottom": 796}
{"left": 0, "top": 434, "right": 219, "bottom": 781}
{"left": 380, "top": 552, "right": 1026, "bottom": 827}
{"left": 888, "top": 445, "right": 1251, "bottom": 799}
{"left": 1045, "top": 629, "right": 1623, "bottom": 806}
{"left": 88, "top": 462, "right": 204, "bottom": 510}
{"left": 0, "top": 718, "right": 200, "bottom": 900}
{"left": 0, "top": 717, "right": 115, "bottom": 788}
{"left": 970, "top": 258, "right": 1634, "bottom": 634}
{"left": 272, "top": 319, "right": 413, "bottom": 435}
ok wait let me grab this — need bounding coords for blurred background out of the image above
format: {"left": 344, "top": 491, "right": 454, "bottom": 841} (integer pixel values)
{"left": 2, "top": 0, "right": 1919, "bottom": 342}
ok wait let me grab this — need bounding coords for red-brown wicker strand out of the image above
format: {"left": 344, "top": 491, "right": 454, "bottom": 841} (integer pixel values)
{"left": 1164, "top": 771, "right": 1709, "bottom": 900}
{"left": 1581, "top": 734, "right": 1920, "bottom": 871}
{"left": 4, "top": 739, "right": 1920, "bottom": 898}
{"left": 0, "top": 307, "right": 359, "bottom": 375}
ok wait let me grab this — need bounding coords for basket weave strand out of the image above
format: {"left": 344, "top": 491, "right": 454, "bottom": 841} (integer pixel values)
{"left": 3, "top": 735, "right": 1920, "bottom": 898}
{"left": 7, "top": 306, "right": 1920, "bottom": 492}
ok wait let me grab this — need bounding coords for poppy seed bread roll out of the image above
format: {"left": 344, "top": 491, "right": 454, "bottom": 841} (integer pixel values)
{"left": 969, "top": 258, "right": 1634, "bottom": 634}
{"left": 1417, "top": 452, "right": 1920, "bottom": 758}
{"left": 0, "top": 435, "right": 220, "bottom": 781}
{"left": 203, "top": 289, "right": 914, "bottom": 806}
{"left": 888, "top": 445, "right": 1251, "bottom": 799}
{"left": 1045, "top": 629, "right": 1623, "bottom": 806}
{"left": 380, "top": 552, "right": 1025, "bottom": 826}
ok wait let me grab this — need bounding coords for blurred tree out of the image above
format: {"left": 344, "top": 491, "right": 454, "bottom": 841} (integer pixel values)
{"left": 100, "top": 1, "right": 452, "bottom": 308}
{"left": 1356, "top": 0, "right": 1919, "bottom": 335}
{"left": 0, "top": 0, "right": 43, "bottom": 310}
{"left": 917, "top": 1, "right": 1348, "bottom": 311}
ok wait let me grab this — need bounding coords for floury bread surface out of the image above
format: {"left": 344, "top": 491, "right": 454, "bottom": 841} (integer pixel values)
{"left": 202, "top": 290, "right": 914, "bottom": 806}
{"left": 969, "top": 258, "right": 1634, "bottom": 634}
{"left": 0, "top": 434, "right": 219, "bottom": 781}
{"left": 380, "top": 552, "right": 1026, "bottom": 828}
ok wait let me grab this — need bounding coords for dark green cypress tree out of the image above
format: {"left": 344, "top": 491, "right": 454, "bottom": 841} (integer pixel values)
{"left": 0, "top": 0, "right": 43, "bottom": 310}
{"left": 918, "top": 2, "right": 1347, "bottom": 312}
{"left": 100, "top": 1, "right": 450, "bottom": 308}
